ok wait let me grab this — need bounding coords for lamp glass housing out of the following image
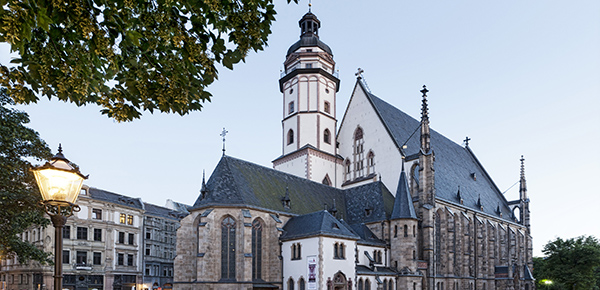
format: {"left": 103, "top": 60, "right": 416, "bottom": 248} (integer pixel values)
{"left": 32, "top": 159, "right": 85, "bottom": 204}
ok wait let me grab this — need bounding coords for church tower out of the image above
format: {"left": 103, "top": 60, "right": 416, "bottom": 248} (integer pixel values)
{"left": 273, "top": 10, "right": 343, "bottom": 186}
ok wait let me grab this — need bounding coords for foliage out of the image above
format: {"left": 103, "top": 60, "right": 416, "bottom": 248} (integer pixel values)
{"left": 0, "top": 0, "right": 295, "bottom": 121}
{"left": 534, "top": 236, "right": 600, "bottom": 290}
{"left": 0, "top": 87, "right": 52, "bottom": 264}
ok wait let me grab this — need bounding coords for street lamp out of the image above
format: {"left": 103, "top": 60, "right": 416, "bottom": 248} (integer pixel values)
{"left": 32, "top": 144, "right": 88, "bottom": 290}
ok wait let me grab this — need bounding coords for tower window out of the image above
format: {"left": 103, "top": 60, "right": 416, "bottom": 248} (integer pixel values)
{"left": 289, "top": 101, "right": 295, "bottom": 114}
{"left": 324, "top": 101, "right": 330, "bottom": 113}
{"left": 306, "top": 63, "right": 313, "bottom": 68}
{"left": 287, "top": 129, "right": 294, "bottom": 145}
{"left": 324, "top": 129, "right": 331, "bottom": 144}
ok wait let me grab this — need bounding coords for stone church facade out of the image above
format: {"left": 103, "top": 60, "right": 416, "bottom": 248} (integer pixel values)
{"left": 174, "top": 11, "right": 534, "bottom": 290}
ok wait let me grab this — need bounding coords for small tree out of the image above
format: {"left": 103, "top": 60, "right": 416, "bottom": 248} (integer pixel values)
{"left": 0, "top": 87, "right": 52, "bottom": 263}
{"left": 535, "top": 236, "right": 600, "bottom": 290}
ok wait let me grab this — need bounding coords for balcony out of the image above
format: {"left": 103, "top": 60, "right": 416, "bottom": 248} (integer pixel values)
{"left": 75, "top": 263, "right": 92, "bottom": 270}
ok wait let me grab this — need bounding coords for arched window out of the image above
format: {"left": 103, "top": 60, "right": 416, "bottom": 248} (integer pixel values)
{"left": 353, "top": 127, "right": 365, "bottom": 178}
{"left": 404, "top": 225, "right": 408, "bottom": 237}
{"left": 324, "top": 129, "right": 331, "bottom": 144}
{"left": 288, "top": 129, "right": 294, "bottom": 145}
{"left": 288, "top": 278, "right": 295, "bottom": 290}
{"left": 221, "top": 216, "right": 236, "bottom": 280}
{"left": 251, "top": 219, "right": 262, "bottom": 280}
{"left": 365, "top": 278, "right": 371, "bottom": 290}
{"left": 334, "top": 243, "right": 339, "bottom": 259}
{"left": 367, "top": 151, "right": 375, "bottom": 174}
{"left": 289, "top": 101, "right": 295, "bottom": 114}
{"left": 383, "top": 280, "right": 388, "bottom": 290}
{"left": 389, "top": 279, "right": 393, "bottom": 290}
{"left": 324, "top": 101, "right": 330, "bottom": 113}
{"left": 435, "top": 211, "right": 442, "bottom": 275}
{"left": 358, "top": 279, "right": 364, "bottom": 290}
{"left": 344, "top": 159, "right": 351, "bottom": 181}
{"left": 394, "top": 225, "right": 397, "bottom": 238}
{"left": 299, "top": 278, "right": 306, "bottom": 290}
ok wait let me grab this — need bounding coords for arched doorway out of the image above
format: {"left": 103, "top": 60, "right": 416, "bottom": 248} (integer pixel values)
{"left": 333, "top": 272, "right": 347, "bottom": 290}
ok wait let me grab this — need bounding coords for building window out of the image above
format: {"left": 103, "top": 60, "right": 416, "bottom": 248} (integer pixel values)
{"left": 128, "top": 233, "right": 134, "bottom": 245}
{"left": 127, "top": 215, "right": 133, "bottom": 225}
{"left": 76, "top": 227, "right": 88, "bottom": 240}
{"left": 92, "top": 208, "right": 102, "bottom": 220}
{"left": 324, "top": 101, "right": 330, "bottom": 113}
{"left": 221, "top": 216, "right": 236, "bottom": 280}
{"left": 305, "top": 63, "right": 312, "bottom": 68}
{"left": 145, "top": 247, "right": 151, "bottom": 256}
{"left": 287, "top": 129, "right": 294, "bottom": 145}
{"left": 358, "top": 279, "right": 364, "bottom": 290}
{"left": 324, "top": 129, "right": 331, "bottom": 144}
{"left": 365, "top": 279, "right": 371, "bottom": 290}
{"left": 63, "top": 226, "right": 71, "bottom": 239}
{"left": 344, "top": 159, "right": 351, "bottom": 181}
{"left": 117, "top": 253, "right": 124, "bottom": 265}
{"left": 288, "top": 278, "right": 295, "bottom": 290}
{"left": 76, "top": 251, "right": 87, "bottom": 265}
{"left": 354, "top": 127, "right": 365, "bottom": 177}
{"left": 333, "top": 242, "right": 345, "bottom": 259}
{"left": 289, "top": 101, "right": 295, "bottom": 114}
{"left": 292, "top": 243, "right": 302, "bottom": 260}
{"left": 404, "top": 225, "right": 408, "bottom": 237}
{"left": 93, "top": 252, "right": 101, "bottom": 265}
{"left": 146, "top": 229, "right": 151, "bottom": 240}
{"left": 119, "top": 213, "right": 126, "bottom": 224}
{"left": 367, "top": 151, "right": 375, "bottom": 174}
{"left": 93, "top": 229, "right": 102, "bottom": 241}
{"left": 127, "top": 254, "right": 134, "bottom": 266}
{"left": 251, "top": 219, "right": 262, "bottom": 280}
{"left": 373, "top": 250, "right": 382, "bottom": 264}
{"left": 118, "top": 232, "right": 125, "bottom": 244}
{"left": 62, "top": 250, "right": 70, "bottom": 264}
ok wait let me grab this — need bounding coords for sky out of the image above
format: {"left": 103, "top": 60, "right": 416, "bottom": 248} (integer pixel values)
{"left": 1, "top": 0, "right": 599, "bottom": 257}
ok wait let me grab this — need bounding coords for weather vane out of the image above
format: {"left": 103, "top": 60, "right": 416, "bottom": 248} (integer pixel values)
{"left": 220, "top": 127, "right": 228, "bottom": 155}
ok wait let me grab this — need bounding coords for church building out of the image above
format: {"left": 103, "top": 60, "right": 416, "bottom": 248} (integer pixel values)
{"left": 174, "top": 11, "right": 534, "bottom": 290}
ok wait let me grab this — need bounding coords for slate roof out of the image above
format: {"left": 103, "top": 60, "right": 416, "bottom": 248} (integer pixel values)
{"left": 87, "top": 187, "right": 144, "bottom": 210}
{"left": 193, "top": 156, "right": 395, "bottom": 226}
{"left": 280, "top": 210, "right": 359, "bottom": 241}
{"left": 144, "top": 202, "right": 188, "bottom": 221}
{"left": 359, "top": 81, "right": 515, "bottom": 220}
{"left": 346, "top": 223, "right": 386, "bottom": 247}
{"left": 391, "top": 167, "right": 417, "bottom": 220}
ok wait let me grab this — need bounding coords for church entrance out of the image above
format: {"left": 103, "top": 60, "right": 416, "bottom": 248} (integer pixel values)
{"left": 332, "top": 272, "right": 348, "bottom": 290}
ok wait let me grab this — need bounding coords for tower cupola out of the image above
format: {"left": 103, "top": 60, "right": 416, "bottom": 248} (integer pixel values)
{"left": 299, "top": 12, "right": 320, "bottom": 38}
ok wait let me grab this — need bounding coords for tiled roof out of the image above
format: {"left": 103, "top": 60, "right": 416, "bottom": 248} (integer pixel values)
{"left": 280, "top": 210, "right": 358, "bottom": 241}
{"left": 360, "top": 81, "right": 514, "bottom": 220}
{"left": 345, "top": 223, "right": 386, "bottom": 247}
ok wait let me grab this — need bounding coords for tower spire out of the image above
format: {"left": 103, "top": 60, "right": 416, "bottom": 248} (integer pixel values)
{"left": 420, "top": 85, "right": 431, "bottom": 153}
{"left": 519, "top": 155, "right": 527, "bottom": 200}
{"left": 200, "top": 170, "right": 208, "bottom": 199}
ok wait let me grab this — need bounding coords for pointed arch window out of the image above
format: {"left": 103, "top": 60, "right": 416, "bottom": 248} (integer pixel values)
{"left": 287, "top": 129, "right": 294, "bottom": 145}
{"left": 221, "top": 216, "right": 236, "bottom": 280}
{"left": 344, "top": 159, "right": 351, "bottom": 182}
{"left": 354, "top": 127, "right": 365, "bottom": 178}
{"left": 367, "top": 151, "right": 375, "bottom": 174}
{"left": 365, "top": 278, "right": 371, "bottom": 290}
{"left": 288, "top": 278, "right": 295, "bottom": 290}
{"left": 299, "top": 278, "right": 306, "bottom": 290}
{"left": 324, "top": 129, "right": 331, "bottom": 144}
{"left": 358, "top": 279, "right": 364, "bottom": 290}
{"left": 251, "top": 219, "right": 263, "bottom": 280}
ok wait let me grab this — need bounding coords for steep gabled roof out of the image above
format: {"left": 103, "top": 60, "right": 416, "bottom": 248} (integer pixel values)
{"left": 193, "top": 156, "right": 347, "bottom": 216}
{"left": 280, "top": 210, "right": 358, "bottom": 241}
{"left": 193, "top": 156, "right": 395, "bottom": 225}
{"left": 357, "top": 80, "right": 514, "bottom": 219}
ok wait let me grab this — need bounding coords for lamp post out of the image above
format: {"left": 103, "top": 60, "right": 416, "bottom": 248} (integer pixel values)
{"left": 32, "top": 145, "right": 88, "bottom": 290}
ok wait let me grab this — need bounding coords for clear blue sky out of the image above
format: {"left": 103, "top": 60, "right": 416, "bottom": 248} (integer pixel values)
{"left": 2, "top": 1, "right": 599, "bottom": 256}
